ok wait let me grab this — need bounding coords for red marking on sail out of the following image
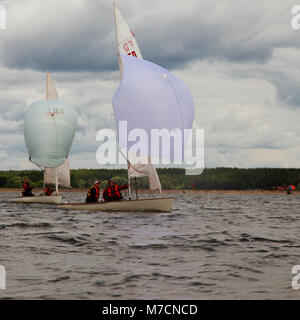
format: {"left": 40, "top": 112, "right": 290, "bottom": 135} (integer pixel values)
{"left": 130, "top": 30, "right": 135, "bottom": 37}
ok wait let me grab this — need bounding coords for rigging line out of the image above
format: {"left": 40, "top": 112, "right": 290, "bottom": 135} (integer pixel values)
{"left": 53, "top": 115, "right": 58, "bottom": 157}
{"left": 166, "top": 75, "right": 185, "bottom": 151}
{"left": 113, "top": 103, "right": 149, "bottom": 176}
{"left": 46, "top": 71, "right": 49, "bottom": 100}
{"left": 114, "top": 115, "right": 155, "bottom": 176}
{"left": 118, "top": 148, "right": 149, "bottom": 176}
{"left": 32, "top": 161, "right": 43, "bottom": 170}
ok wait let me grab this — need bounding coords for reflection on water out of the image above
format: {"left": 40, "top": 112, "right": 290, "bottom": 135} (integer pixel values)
{"left": 0, "top": 191, "right": 300, "bottom": 299}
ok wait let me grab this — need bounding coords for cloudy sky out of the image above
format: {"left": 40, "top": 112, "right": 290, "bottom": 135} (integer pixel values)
{"left": 1, "top": 0, "right": 300, "bottom": 169}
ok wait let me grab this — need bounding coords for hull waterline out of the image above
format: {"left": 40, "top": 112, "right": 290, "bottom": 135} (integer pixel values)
{"left": 8, "top": 195, "right": 62, "bottom": 204}
{"left": 58, "top": 197, "right": 173, "bottom": 212}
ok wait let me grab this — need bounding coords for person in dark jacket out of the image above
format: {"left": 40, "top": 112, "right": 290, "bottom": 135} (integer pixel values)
{"left": 22, "top": 179, "right": 34, "bottom": 197}
{"left": 103, "top": 180, "right": 128, "bottom": 202}
{"left": 85, "top": 180, "right": 101, "bottom": 203}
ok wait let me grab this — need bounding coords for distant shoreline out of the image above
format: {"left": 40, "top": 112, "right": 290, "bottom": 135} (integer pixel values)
{"left": 0, "top": 188, "right": 298, "bottom": 195}
{"left": 1, "top": 168, "right": 298, "bottom": 191}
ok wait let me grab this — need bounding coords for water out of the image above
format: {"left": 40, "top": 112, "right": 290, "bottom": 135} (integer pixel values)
{"left": 1, "top": 190, "right": 300, "bottom": 299}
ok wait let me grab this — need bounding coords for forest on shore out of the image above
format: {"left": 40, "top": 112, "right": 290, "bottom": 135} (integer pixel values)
{"left": 0, "top": 168, "right": 299, "bottom": 190}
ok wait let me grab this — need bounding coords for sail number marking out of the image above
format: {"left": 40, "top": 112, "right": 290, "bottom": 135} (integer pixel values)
{"left": 123, "top": 40, "right": 137, "bottom": 57}
{"left": 127, "top": 51, "right": 137, "bottom": 57}
{"left": 47, "top": 108, "right": 64, "bottom": 115}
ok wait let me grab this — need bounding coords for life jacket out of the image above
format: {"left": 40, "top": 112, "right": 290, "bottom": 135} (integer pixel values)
{"left": 23, "top": 183, "right": 31, "bottom": 191}
{"left": 108, "top": 185, "right": 121, "bottom": 200}
{"left": 45, "top": 187, "right": 52, "bottom": 196}
{"left": 87, "top": 185, "right": 100, "bottom": 200}
{"left": 22, "top": 183, "right": 33, "bottom": 197}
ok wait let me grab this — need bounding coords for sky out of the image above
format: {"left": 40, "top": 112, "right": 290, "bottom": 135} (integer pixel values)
{"left": 1, "top": 0, "right": 300, "bottom": 169}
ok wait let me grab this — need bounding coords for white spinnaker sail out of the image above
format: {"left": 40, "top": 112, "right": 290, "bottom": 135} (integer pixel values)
{"left": 113, "top": 2, "right": 162, "bottom": 194}
{"left": 44, "top": 71, "right": 71, "bottom": 187}
{"left": 46, "top": 71, "right": 59, "bottom": 100}
{"left": 44, "top": 157, "right": 71, "bottom": 187}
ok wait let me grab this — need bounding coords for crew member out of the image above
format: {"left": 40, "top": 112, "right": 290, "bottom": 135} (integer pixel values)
{"left": 22, "top": 179, "right": 34, "bottom": 197}
{"left": 103, "top": 180, "right": 128, "bottom": 202}
{"left": 86, "top": 180, "right": 101, "bottom": 203}
{"left": 44, "top": 185, "right": 53, "bottom": 196}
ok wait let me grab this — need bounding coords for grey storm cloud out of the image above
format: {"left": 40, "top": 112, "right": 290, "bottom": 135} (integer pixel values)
{"left": 1, "top": 0, "right": 299, "bottom": 72}
{"left": 222, "top": 46, "right": 300, "bottom": 108}
{"left": 0, "top": 0, "right": 115, "bottom": 71}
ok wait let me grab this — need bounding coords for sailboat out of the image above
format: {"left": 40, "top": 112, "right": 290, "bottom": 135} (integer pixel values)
{"left": 9, "top": 72, "right": 78, "bottom": 204}
{"left": 58, "top": 3, "right": 194, "bottom": 212}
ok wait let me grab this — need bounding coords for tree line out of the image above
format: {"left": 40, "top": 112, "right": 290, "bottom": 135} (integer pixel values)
{"left": 0, "top": 167, "right": 299, "bottom": 190}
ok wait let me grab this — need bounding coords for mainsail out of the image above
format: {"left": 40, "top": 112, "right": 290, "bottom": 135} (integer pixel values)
{"left": 113, "top": 2, "right": 162, "bottom": 194}
{"left": 113, "top": 1, "right": 142, "bottom": 77}
{"left": 44, "top": 157, "right": 71, "bottom": 188}
{"left": 46, "top": 71, "right": 59, "bottom": 100}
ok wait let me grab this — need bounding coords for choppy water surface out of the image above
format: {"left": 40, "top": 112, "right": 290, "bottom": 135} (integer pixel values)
{"left": 1, "top": 191, "right": 300, "bottom": 299}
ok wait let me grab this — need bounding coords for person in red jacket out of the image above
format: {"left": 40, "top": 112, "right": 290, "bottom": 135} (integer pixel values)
{"left": 44, "top": 185, "right": 53, "bottom": 196}
{"left": 103, "top": 180, "right": 128, "bottom": 202}
{"left": 22, "top": 179, "right": 34, "bottom": 197}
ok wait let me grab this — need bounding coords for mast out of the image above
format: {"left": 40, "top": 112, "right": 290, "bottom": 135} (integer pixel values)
{"left": 55, "top": 168, "right": 59, "bottom": 195}
{"left": 46, "top": 71, "right": 48, "bottom": 100}
{"left": 45, "top": 71, "right": 59, "bottom": 195}
{"left": 43, "top": 176, "right": 45, "bottom": 196}
{"left": 113, "top": 1, "right": 131, "bottom": 195}
{"left": 127, "top": 153, "right": 132, "bottom": 199}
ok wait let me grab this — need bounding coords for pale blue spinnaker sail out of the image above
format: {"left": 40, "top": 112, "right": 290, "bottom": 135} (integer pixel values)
{"left": 24, "top": 98, "right": 78, "bottom": 168}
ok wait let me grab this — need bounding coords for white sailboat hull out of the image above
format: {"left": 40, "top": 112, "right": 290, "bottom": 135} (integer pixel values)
{"left": 8, "top": 195, "right": 62, "bottom": 204}
{"left": 58, "top": 197, "right": 174, "bottom": 212}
